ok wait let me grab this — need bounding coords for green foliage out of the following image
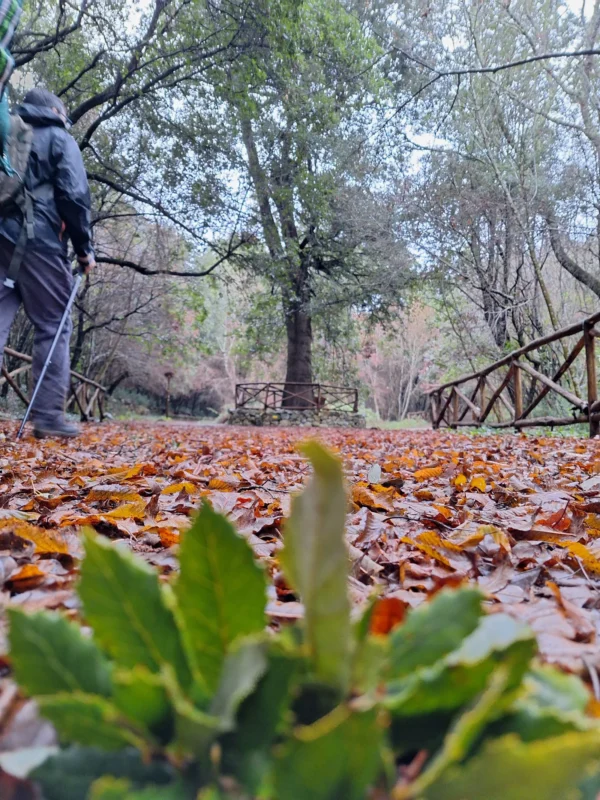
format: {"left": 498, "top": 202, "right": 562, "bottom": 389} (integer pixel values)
{"left": 8, "top": 442, "right": 600, "bottom": 799}
{"left": 173, "top": 503, "right": 267, "bottom": 697}
{"left": 281, "top": 442, "right": 351, "bottom": 692}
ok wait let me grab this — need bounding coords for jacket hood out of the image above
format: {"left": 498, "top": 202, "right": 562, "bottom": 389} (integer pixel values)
{"left": 15, "top": 103, "right": 66, "bottom": 127}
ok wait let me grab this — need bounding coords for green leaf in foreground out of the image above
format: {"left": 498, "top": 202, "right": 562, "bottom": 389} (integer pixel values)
{"left": 38, "top": 693, "right": 147, "bottom": 751}
{"left": 209, "top": 638, "right": 268, "bottom": 731}
{"left": 89, "top": 776, "right": 189, "bottom": 799}
{"left": 162, "top": 667, "right": 220, "bottom": 756}
{"left": 32, "top": 746, "right": 174, "bottom": 800}
{"left": 280, "top": 441, "right": 351, "bottom": 691}
{"left": 423, "top": 730, "right": 600, "bottom": 800}
{"left": 79, "top": 532, "right": 190, "bottom": 688}
{"left": 386, "top": 614, "right": 535, "bottom": 716}
{"left": 492, "top": 664, "right": 593, "bottom": 742}
{"left": 399, "top": 666, "right": 511, "bottom": 799}
{"left": 173, "top": 503, "right": 267, "bottom": 696}
{"left": 112, "top": 667, "right": 173, "bottom": 740}
{"left": 8, "top": 608, "right": 112, "bottom": 697}
{"left": 222, "top": 648, "right": 298, "bottom": 792}
{"left": 388, "top": 587, "right": 483, "bottom": 679}
{"left": 274, "top": 706, "right": 383, "bottom": 800}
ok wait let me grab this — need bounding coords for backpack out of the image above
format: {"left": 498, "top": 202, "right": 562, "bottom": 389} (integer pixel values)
{"left": 0, "top": 110, "right": 33, "bottom": 204}
{"left": 0, "top": 105, "right": 34, "bottom": 288}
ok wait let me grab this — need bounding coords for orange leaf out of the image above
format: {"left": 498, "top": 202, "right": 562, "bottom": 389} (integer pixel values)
{"left": 538, "top": 508, "right": 571, "bottom": 532}
{"left": 369, "top": 597, "right": 407, "bottom": 635}
{"left": 414, "top": 465, "right": 444, "bottom": 482}
{"left": 470, "top": 475, "right": 487, "bottom": 493}
{"left": 6, "top": 564, "right": 46, "bottom": 591}
{"left": 351, "top": 485, "right": 393, "bottom": 512}
{"left": 208, "top": 477, "right": 240, "bottom": 491}
{"left": 87, "top": 485, "right": 145, "bottom": 503}
{"left": 585, "top": 513, "right": 600, "bottom": 532}
{"left": 159, "top": 529, "right": 180, "bottom": 547}
{"left": 477, "top": 524, "right": 511, "bottom": 554}
{"left": 104, "top": 501, "right": 147, "bottom": 520}
{"left": 162, "top": 481, "right": 198, "bottom": 495}
{"left": 454, "top": 473, "right": 467, "bottom": 487}
{"left": 562, "top": 542, "right": 600, "bottom": 576}
{"left": 0, "top": 521, "right": 69, "bottom": 555}
{"left": 402, "top": 532, "right": 456, "bottom": 568}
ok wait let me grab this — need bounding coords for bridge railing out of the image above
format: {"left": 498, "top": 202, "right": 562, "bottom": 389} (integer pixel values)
{"left": 235, "top": 382, "right": 359, "bottom": 412}
{"left": 2, "top": 347, "right": 107, "bottom": 421}
{"left": 425, "top": 310, "right": 600, "bottom": 437}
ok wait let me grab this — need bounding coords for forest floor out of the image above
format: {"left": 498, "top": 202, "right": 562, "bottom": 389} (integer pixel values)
{"left": 1, "top": 420, "right": 600, "bottom": 753}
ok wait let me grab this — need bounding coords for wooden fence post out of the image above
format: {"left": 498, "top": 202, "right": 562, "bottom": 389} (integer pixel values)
{"left": 513, "top": 363, "right": 523, "bottom": 424}
{"left": 585, "top": 323, "right": 599, "bottom": 438}
{"left": 451, "top": 389, "right": 459, "bottom": 429}
{"left": 479, "top": 378, "right": 487, "bottom": 424}
{"left": 431, "top": 392, "right": 439, "bottom": 429}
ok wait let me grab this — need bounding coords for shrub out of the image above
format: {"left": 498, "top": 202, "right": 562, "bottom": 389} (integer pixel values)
{"left": 8, "top": 442, "right": 600, "bottom": 798}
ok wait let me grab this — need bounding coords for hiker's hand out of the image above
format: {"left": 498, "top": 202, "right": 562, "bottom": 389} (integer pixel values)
{"left": 77, "top": 253, "right": 96, "bottom": 275}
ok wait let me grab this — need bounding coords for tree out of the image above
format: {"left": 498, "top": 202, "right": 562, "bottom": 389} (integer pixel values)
{"left": 190, "top": 0, "right": 410, "bottom": 401}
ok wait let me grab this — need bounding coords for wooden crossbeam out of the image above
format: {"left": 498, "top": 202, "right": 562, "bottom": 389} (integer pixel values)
{"left": 458, "top": 379, "right": 482, "bottom": 422}
{"left": 479, "top": 366, "right": 514, "bottom": 423}
{"left": 435, "top": 389, "right": 454, "bottom": 427}
{"left": 518, "top": 361, "right": 586, "bottom": 411}
{"left": 520, "top": 336, "right": 585, "bottom": 419}
{"left": 1, "top": 366, "right": 28, "bottom": 406}
{"left": 455, "top": 385, "right": 481, "bottom": 421}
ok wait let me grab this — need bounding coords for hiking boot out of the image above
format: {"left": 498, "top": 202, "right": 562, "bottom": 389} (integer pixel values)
{"left": 33, "top": 420, "right": 80, "bottom": 439}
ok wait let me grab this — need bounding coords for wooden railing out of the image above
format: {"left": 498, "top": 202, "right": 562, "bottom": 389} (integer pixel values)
{"left": 2, "top": 347, "right": 107, "bottom": 421}
{"left": 235, "top": 382, "right": 359, "bottom": 412}
{"left": 426, "top": 310, "right": 600, "bottom": 437}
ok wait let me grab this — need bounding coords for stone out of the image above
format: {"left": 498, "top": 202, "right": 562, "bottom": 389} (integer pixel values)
{"left": 226, "top": 408, "right": 366, "bottom": 428}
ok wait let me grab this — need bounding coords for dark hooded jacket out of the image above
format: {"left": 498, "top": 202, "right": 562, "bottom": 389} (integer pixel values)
{"left": 0, "top": 103, "right": 93, "bottom": 259}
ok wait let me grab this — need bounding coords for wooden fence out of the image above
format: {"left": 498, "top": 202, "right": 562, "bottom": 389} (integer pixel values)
{"left": 426, "top": 310, "right": 600, "bottom": 437}
{"left": 235, "top": 382, "right": 359, "bottom": 412}
{"left": 1, "top": 347, "right": 107, "bottom": 421}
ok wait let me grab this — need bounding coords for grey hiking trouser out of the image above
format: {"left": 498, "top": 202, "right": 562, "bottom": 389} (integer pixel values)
{"left": 0, "top": 235, "right": 73, "bottom": 425}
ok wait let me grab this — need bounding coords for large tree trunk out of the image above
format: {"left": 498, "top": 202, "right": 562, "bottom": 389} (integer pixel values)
{"left": 282, "top": 289, "right": 313, "bottom": 407}
{"left": 240, "top": 115, "right": 316, "bottom": 406}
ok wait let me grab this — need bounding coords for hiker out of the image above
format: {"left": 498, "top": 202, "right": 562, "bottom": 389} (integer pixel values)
{"left": 0, "top": 88, "right": 95, "bottom": 438}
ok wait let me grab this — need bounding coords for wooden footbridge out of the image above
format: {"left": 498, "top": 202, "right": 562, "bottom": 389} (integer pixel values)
{"left": 427, "top": 311, "right": 600, "bottom": 438}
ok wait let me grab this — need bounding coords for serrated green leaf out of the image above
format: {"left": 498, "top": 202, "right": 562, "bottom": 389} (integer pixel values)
{"left": 423, "top": 731, "right": 600, "bottom": 800}
{"left": 8, "top": 609, "right": 112, "bottom": 697}
{"left": 274, "top": 706, "right": 383, "bottom": 800}
{"left": 173, "top": 504, "right": 266, "bottom": 696}
{"left": 161, "top": 667, "right": 220, "bottom": 756}
{"left": 386, "top": 614, "right": 535, "bottom": 716}
{"left": 352, "top": 635, "right": 388, "bottom": 696}
{"left": 389, "top": 588, "right": 483, "bottom": 679}
{"left": 89, "top": 776, "right": 132, "bottom": 799}
{"left": 221, "top": 647, "right": 299, "bottom": 792}
{"left": 490, "top": 664, "right": 593, "bottom": 742}
{"left": 124, "top": 787, "right": 190, "bottom": 800}
{"left": 398, "top": 667, "right": 511, "bottom": 799}
{"left": 525, "top": 664, "right": 590, "bottom": 713}
{"left": 89, "top": 776, "right": 189, "bottom": 800}
{"left": 209, "top": 638, "right": 267, "bottom": 731}
{"left": 38, "top": 692, "right": 148, "bottom": 752}
{"left": 112, "top": 667, "right": 173, "bottom": 741}
{"left": 79, "top": 532, "right": 190, "bottom": 688}
{"left": 32, "top": 746, "right": 174, "bottom": 800}
{"left": 280, "top": 441, "right": 351, "bottom": 691}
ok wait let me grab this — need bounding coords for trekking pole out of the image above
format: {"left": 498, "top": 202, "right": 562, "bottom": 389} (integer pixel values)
{"left": 16, "top": 271, "right": 83, "bottom": 440}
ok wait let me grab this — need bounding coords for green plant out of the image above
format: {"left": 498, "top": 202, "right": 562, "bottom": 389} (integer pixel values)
{"left": 8, "top": 442, "right": 600, "bottom": 799}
